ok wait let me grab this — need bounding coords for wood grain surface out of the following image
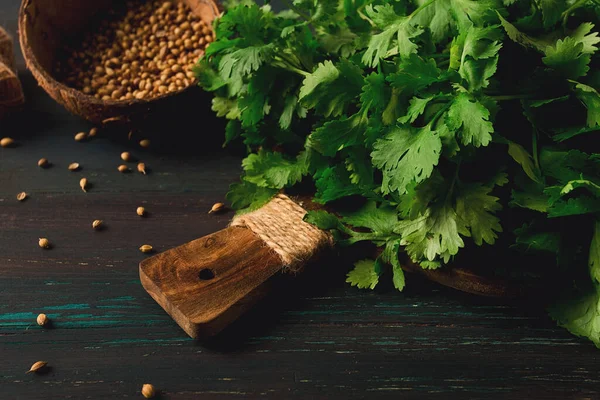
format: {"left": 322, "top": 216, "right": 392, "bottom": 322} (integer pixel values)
{"left": 2, "top": 1, "right": 600, "bottom": 398}
{"left": 140, "top": 226, "right": 284, "bottom": 338}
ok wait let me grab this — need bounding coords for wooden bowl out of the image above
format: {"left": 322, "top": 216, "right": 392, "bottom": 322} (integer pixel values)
{"left": 18, "top": 0, "right": 221, "bottom": 124}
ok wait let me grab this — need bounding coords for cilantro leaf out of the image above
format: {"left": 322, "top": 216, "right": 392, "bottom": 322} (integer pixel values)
{"left": 314, "top": 165, "right": 363, "bottom": 203}
{"left": 511, "top": 187, "right": 550, "bottom": 212}
{"left": 455, "top": 182, "right": 504, "bottom": 246}
{"left": 371, "top": 124, "right": 442, "bottom": 195}
{"left": 362, "top": 4, "right": 424, "bottom": 67}
{"left": 360, "top": 72, "right": 389, "bottom": 114}
{"left": 450, "top": 24, "right": 502, "bottom": 91}
{"left": 549, "top": 222, "right": 600, "bottom": 348}
{"left": 446, "top": 93, "right": 494, "bottom": 147}
{"left": 386, "top": 54, "right": 442, "bottom": 95}
{"left": 412, "top": 0, "right": 502, "bottom": 43}
{"left": 381, "top": 240, "right": 405, "bottom": 291}
{"left": 507, "top": 141, "right": 542, "bottom": 183}
{"left": 537, "top": 0, "right": 567, "bottom": 28}
{"left": 543, "top": 37, "right": 591, "bottom": 79}
{"left": 540, "top": 149, "right": 589, "bottom": 183}
{"left": 572, "top": 81, "right": 600, "bottom": 127}
{"left": 395, "top": 204, "right": 467, "bottom": 263}
{"left": 512, "top": 223, "right": 561, "bottom": 253}
{"left": 212, "top": 97, "right": 241, "bottom": 120}
{"left": 342, "top": 201, "right": 399, "bottom": 236}
{"left": 279, "top": 94, "right": 299, "bottom": 130}
{"left": 224, "top": 120, "right": 241, "bottom": 147}
{"left": 299, "top": 60, "right": 364, "bottom": 117}
{"left": 226, "top": 180, "right": 277, "bottom": 214}
{"left": 346, "top": 259, "right": 381, "bottom": 289}
{"left": 309, "top": 113, "right": 366, "bottom": 157}
{"left": 304, "top": 209, "right": 346, "bottom": 231}
{"left": 242, "top": 150, "right": 309, "bottom": 188}
{"left": 571, "top": 23, "right": 600, "bottom": 55}
{"left": 398, "top": 95, "right": 437, "bottom": 124}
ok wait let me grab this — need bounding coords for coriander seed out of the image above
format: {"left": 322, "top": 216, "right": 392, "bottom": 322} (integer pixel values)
{"left": 38, "top": 238, "right": 50, "bottom": 249}
{"left": 68, "top": 162, "right": 80, "bottom": 171}
{"left": 17, "top": 192, "right": 27, "bottom": 201}
{"left": 139, "top": 139, "right": 150, "bottom": 148}
{"left": 89, "top": 127, "right": 98, "bottom": 137}
{"left": 92, "top": 219, "right": 103, "bottom": 230}
{"left": 118, "top": 164, "right": 129, "bottom": 173}
{"left": 36, "top": 313, "right": 49, "bottom": 327}
{"left": 74, "top": 132, "right": 88, "bottom": 142}
{"left": 142, "top": 384, "right": 156, "bottom": 398}
{"left": 139, "top": 244, "right": 153, "bottom": 253}
{"left": 57, "top": 0, "right": 211, "bottom": 101}
{"left": 0, "top": 137, "right": 14, "bottom": 147}
{"left": 27, "top": 361, "right": 48, "bottom": 374}
{"left": 136, "top": 206, "right": 146, "bottom": 216}
{"left": 121, "top": 151, "right": 132, "bottom": 161}
{"left": 80, "top": 178, "right": 88, "bottom": 192}
{"left": 208, "top": 202, "right": 225, "bottom": 214}
{"left": 37, "top": 158, "right": 49, "bottom": 168}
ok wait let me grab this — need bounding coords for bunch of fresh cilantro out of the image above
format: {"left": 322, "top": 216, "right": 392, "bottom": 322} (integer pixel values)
{"left": 195, "top": 0, "right": 600, "bottom": 347}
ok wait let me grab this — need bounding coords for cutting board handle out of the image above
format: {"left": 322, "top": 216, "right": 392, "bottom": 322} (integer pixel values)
{"left": 140, "top": 226, "right": 284, "bottom": 338}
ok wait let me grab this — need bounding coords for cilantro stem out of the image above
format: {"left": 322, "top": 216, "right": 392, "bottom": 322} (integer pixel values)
{"left": 273, "top": 55, "right": 309, "bottom": 77}
{"left": 429, "top": 102, "right": 452, "bottom": 129}
{"left": 532, "top": 128, "right": 540, "bottom": 172}
{"left": 281, "top": 0, "right": 312, "bottom": 22}
{"left": 561, "top": 0, "right": 590, "bottom": 27}
{"left": 488, "top": 94, "right": 535, "bottom": 101}
{"left": 446, "top": 160, "right": 461, "bottom": 203}
{"left": 437, "top": 59, "right": 450, "bottom": 68}
{"left": 409, "top": 0, "right": 438, "bottom": 19}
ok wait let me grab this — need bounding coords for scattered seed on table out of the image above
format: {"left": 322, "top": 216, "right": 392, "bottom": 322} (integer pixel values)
{"left": 139, "top": 139, "right": 150, "bottom": 148}
{"left": 36, "top": 313, "right": 49, "bottom": 327}
{"left": 118, "top": 164, "right": 129, "bottom": 173}
{"left": 0, "top": 137, "right": 15, "bottom": 147}
{"left": 80, "top": 178, "right": 88, "bottom": 192}
{"left": 137, "top": 162, "right": 147, "bottom": 174}
{"left": 141, "top": 383, "right": 156, "bottom": 398}
{"left": 139, "top": 244, "right": 153, "bottom": 253}
{"left": 89, "top": 127, "right": 98, "bottom": 137}
{"left": 37, "top": 158, "right": 49, "bottom": 168}
{"left": 27, "top": 361, "right": 48, "bottom": 374}
{"left": 136, "top": 206, "right": 146, "bottom": 216}
{"left": 74, "top": 132, "right": 88, "bottom": 142}
{"left": 17, "top": 192, "right": 27, "bottom": 201}
{"left": 208, "top": 202, "right": 225, "bottom": 214}
{"left": 68, "top": 162, "right": 80, "bottom": 171}
{"left": 38, "top": 238, "right": 51, "bottom": 249}
{"left": 92, "top": 220, "right": 103, "bottom": 230}
{"left": 121, "top": 151, "right": 132, "bottom": 162}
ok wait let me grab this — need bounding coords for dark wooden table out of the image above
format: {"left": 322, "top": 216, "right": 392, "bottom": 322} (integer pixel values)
{"left": 2, "top": 3, "right": 600, "bottom": 399}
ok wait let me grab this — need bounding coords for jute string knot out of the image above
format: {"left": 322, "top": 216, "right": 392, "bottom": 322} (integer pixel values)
{"left": 231, "top": 194, "right": 333, "bottom": 273}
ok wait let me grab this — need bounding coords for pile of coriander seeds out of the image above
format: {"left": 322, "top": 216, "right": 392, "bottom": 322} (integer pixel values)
{"left": 56, "top": 0, "right": 214, "bottom": 101}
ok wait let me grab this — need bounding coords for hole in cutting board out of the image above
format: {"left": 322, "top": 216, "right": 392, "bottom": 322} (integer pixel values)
{"left": 199, "top": 268, "right": 215, "bottom": 280}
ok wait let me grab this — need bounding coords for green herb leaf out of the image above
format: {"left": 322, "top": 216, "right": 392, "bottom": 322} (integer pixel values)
{"left": 446, "top": 93, "right": 494, "bottom": 147}
{"left": 346, "top": 259, "right": 381, "bottom": 289}
{"left": 372, "top": 124, "right": 442, "bottom": 195}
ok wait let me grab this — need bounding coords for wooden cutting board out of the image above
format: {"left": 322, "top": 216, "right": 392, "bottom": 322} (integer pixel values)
{"left": 139, "top": 195, "right": 529, "bottom": 339}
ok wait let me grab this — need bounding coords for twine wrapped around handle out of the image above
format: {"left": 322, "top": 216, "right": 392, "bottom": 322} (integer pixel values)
{"left": 231, "top": 194, "right": 333, "bottom": 273}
